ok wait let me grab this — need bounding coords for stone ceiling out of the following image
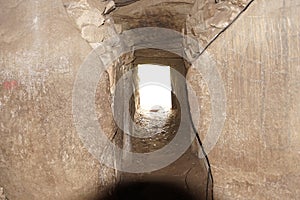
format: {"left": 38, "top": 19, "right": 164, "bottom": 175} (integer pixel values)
{"left": 112, "top": 0, "right": 195, "bottom": 31}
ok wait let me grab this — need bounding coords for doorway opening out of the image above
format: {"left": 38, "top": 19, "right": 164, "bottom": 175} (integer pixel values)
{"left": 137, "top": 64, "right": 172, "bottom": 112}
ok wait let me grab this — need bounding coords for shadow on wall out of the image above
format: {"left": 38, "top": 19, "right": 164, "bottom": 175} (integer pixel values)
{"left": 99, "top": 181, "right": 199, "bottom": 200}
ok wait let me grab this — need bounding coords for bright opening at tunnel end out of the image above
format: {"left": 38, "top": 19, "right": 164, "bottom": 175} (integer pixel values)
{"left": 137, "top": 64, "right": 172, "bottom": 111}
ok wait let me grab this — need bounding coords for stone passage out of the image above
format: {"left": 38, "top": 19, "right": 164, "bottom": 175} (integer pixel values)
{"left": 110, "top": 49, "right": 212, "bottom": 199}
{"left": 0, "top": 0, "right": 299, "bottom": 200}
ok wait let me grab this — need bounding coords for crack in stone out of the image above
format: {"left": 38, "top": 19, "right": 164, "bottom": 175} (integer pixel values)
{"left": 197, "top": 0, "right": 256, "bottom": 58}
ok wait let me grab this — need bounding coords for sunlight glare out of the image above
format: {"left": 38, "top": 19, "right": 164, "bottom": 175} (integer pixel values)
{"left": 138, "top": 64, "right": 172, "bottom": 111}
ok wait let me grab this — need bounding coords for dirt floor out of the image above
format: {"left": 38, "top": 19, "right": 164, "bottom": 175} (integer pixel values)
{"left": 108, "top": 108, "right": 212, "bottom": 200}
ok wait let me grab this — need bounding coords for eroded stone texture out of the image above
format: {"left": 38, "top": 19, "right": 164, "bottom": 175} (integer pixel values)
{"left": 112, "top": 0, "right": 195, "bottom": 31}
{"left": 186, "top": 68, "right": 211, "bottom": 147}
{"left": 64, "top": 0, "right": 121, "bottom": 47}
{"left": 81, "top": 25, "right": 105, "bottom": 43}
{"left": 186, "top": 0, "right": 300, "bottom": 199}
{"left": 186, "top": 0, "right": 253, "bottom": 47}
{"left": 0, "top": 0, "right": 116, "bottom": 199}
{"left": 0, "top": 187, "right": 7, "bottom": 200}
{"left": 1, "top": 0, "right": 299, "bottom": 199}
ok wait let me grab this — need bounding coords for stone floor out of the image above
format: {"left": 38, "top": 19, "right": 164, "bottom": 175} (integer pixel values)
{"left": 110, "top": 108, "right": 212, "bottom": 199}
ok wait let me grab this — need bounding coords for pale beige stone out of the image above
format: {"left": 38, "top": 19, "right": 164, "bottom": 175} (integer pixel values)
{"left": 114, "top": 23, "right": 123, "bottom": 34}
{"left": 81, "top": 25, "right": 105, "bottom": 42}
{"left": 0, "top": 187, "right": 7, "bottom": 200}
{"left": 103, "top": 0, "right": 116, "bottom": 15}
{"left": 1, "top": 0, "right": 299, "bottom": 199}
{"left": 76, "top": 8, "right": 105, "bottom": 28}
{"left": 186, "top": 0, "right": 300, "bottom": 199}
{"left": 0, "top": 1, "right": 116, "bottom": 200}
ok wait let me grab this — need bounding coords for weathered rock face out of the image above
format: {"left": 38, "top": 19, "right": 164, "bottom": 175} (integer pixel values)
{"left": 186, "top": 0, "right": 253, "bottom": 46}
{"left": 63, "top": 0, "right": 122, "bottom": 47}
{"left": 0, "top": 0, "right": 116, "bottom": 199}
{"left": 1, "top": 0, "right": 299, "bottom": 199}
{"left": 186, "top": 0, "right": 300, "bottom": 199}
{"left": 0, "top": 187, "right": 7, "bottom": 200}
{"left": 112, "top": 0, "right": 195, "bottom": 31}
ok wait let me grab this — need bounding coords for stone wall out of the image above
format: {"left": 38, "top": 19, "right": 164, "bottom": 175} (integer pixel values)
{"left": 186, "top": 0, "right": 300, "bottom": 199}
{"left": 1, "top": 0, "right": 299, "bottom": 199}
{"left": 0, "top": 0, "right": 118, "bottom": 199}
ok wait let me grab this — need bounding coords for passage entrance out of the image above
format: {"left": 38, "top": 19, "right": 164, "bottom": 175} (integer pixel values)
{"left": 137, "top": 64, "right": 172, "bottom": 111}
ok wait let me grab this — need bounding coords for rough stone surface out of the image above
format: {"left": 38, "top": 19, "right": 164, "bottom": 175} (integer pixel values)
{"left": 1, "top": 0, "right": 299, "bottom": 199}
{"left": 64, "top": 0, "right": 118, "bottom": 46}
{"left": 0, "top": 1, "right": 116, "bottom": 200}
{"left": 81, "top": 25, "right": 105, "bottom": 42}
{"left": 186, "top": 0, "right": 253, "bottom": 47}
{"left": 0, "top": 187, "right": 7, "bottom": 200}
{"left": 187, "top": 0, "right": 300, "bottom": 199}
{"left": 186, "top": 68, "right": 211, "bottom": 144}
{"left": 76, "top": 8, "right": 105, "bottom": 28}
{"left": 103, "top": 0, "right": 116, "bottom": 15}
{"left": 112, "top": 0, "right": 195, "bottom": 31}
